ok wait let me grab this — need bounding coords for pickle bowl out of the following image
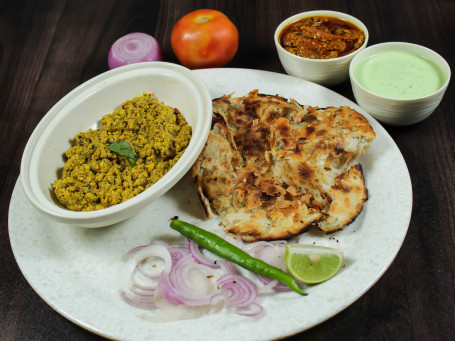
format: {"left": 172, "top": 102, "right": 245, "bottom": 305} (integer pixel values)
{"left": 349, "top": 42, "right": 451, "bottom": 126}
{"left": 274, "top": 10, "right": 369, "bottom": 86}
{"left": 19, "top": 62, "right": 212, "bottom": 228}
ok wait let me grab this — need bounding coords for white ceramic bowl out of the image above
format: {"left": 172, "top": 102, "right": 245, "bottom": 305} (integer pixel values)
{"left": 274, "top": 10, "right": 369, "bottom": 86}
{"left": 349, "top": 42, "right": 451, "bottom": 126}
{"left": 20, "top": 62, "right": 212, "bottom": 227}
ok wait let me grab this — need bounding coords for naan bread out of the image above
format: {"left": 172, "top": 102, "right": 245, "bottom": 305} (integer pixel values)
{"left": 193, "top": 90, "right": 375, "bottom": 241}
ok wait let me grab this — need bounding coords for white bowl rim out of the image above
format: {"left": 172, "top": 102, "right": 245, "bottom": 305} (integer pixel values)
{"left": 20, "top": 62, "right": 212, "bottom": 223}
{"left": 349, "top": 41, "right": 452, "bottom": 101}
{"left": 274, "top": 10, "right": 369, "bottom": 63}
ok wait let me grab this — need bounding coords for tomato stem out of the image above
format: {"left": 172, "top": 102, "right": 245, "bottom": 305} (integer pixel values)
{"left": 195, "top": 15, "right": 211, "bottom": 24}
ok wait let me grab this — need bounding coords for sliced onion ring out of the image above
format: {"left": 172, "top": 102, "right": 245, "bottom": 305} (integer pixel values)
{"left": 169, "top": 244, "right": 191, "bottom": 265}
{"left": 159, "top": 254, "right": 216, "bottom": 306}
{"left": 118, "top": 244, "right": 172, "bottom": 295}
{"left": 118, "top": 237, "right": 271, "bottom": 319}
{"left": 235, "top": 302, "right": 264, "bottom": 317}
{"left": 119, "top": 290, "right": 156, "bottom": 310}
{"left": 188, "top": 239, "right": 220, "bottom": 269}
{"left": 216, "top": 273, "right": 258, "bottom": 308}
{"left": 217, "top": 260, "right": 237, "bottom": 275}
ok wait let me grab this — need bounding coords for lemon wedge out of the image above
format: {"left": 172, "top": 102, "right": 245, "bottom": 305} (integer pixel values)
{"left": 285, "top": 244, "right": 344, "bottom": 284}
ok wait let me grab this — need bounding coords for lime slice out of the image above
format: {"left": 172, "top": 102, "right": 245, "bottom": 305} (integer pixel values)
{"left": 285, "top": 244, "right": 344, "bottom": 284}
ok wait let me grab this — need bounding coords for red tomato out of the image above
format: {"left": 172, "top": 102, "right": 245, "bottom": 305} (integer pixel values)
{"left": 171, "top": 9, "right": 239, "bottom": 69}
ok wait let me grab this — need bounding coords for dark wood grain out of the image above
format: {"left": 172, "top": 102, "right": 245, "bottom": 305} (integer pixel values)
{"left": 1, "top": 0, "right": 454, "bottom": 340}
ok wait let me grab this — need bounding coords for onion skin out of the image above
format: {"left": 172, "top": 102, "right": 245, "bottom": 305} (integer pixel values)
{"left": 108, "top": 32, "right": 163, "bottom": 69}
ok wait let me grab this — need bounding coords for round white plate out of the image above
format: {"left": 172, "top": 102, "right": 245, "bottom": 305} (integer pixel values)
{"left": 9, "top": 68, "right": 412, "bottom": 341}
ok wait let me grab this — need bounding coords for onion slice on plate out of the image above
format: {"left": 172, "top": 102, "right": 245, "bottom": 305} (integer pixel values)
{"left": 243, "top": 241, "right": 290, "bottom": 292}
{"left": 118, "top": 237, "right": 299, "bottom": 320}
{"left": 188, "top": 239, "right": 219, "bottom": 268}
{"left": 159, "top": 253, "right": 216, "bottom": 306}
{"left": 108, "top": 32, "right": 163, "bottom": 69}
{"left": 215, "top": 273, "right": 257, "bottom": 307}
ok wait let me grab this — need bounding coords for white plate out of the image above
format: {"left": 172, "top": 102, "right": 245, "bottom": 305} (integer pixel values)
{"left": 8, "top": 68, "right": 412, "bottom": 341}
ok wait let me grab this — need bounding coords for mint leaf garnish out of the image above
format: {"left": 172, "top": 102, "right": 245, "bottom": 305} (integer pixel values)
{"left": 107, "top": 139, "right": 138, "bottom": 166}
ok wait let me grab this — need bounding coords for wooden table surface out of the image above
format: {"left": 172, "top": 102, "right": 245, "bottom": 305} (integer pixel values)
{"left": 1, "top": 0, "right": 454, "bottom": 340}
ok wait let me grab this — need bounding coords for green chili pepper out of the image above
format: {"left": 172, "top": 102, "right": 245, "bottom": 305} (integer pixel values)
{"left": 170, "top": 219, "right": 307, "bottom": 296}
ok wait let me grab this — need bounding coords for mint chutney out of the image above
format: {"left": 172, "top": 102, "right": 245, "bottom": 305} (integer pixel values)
{"left": 354, "top": 50, "right": 445, "bottom": 99}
